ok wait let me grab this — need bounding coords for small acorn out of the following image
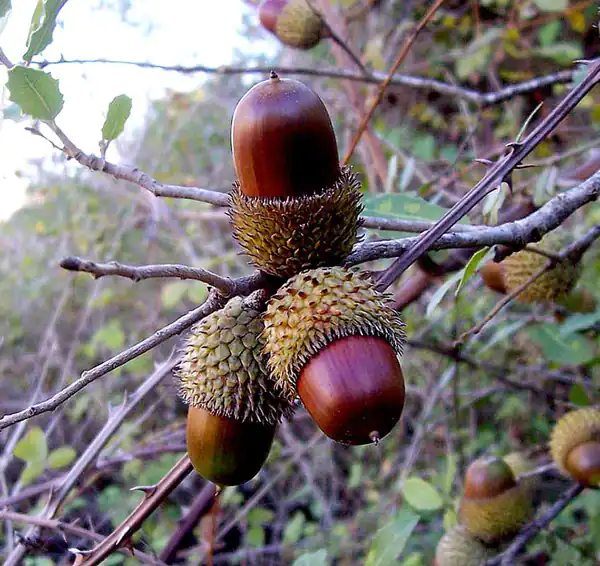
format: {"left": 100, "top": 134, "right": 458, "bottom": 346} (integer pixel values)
{"left": 502, "top": 231, "right": 581, "bottom": 304}
{"left": 479, "top": 261, "right": 507, "bottom": 294}
{"left": 435, "top": 526, "right": 493, "bottom": 566}
{"left": 262, "top": 266, "right": 406, "bottom": 445}
{"left": 229, "top": 73, "right": 362, "bottom": 278}
{"left": 178, "top": 297, "right": 294, "bottom": 486}
{"left": 549, "top": 408, "right": 600, "bottom": 488}
{"left": 459, "top": 457, "right": 533, "bottom": 544}
{"left": 258, "top": 0, "right": 326, "bottom": 50}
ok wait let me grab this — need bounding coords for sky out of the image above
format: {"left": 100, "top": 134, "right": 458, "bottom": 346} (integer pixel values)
{"left": 0, "top": 0, "right": 270, "bottom": 220}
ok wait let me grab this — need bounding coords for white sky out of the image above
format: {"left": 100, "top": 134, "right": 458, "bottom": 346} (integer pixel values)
{"left": 0, "top": 0, "right": 271, "bottom": 220}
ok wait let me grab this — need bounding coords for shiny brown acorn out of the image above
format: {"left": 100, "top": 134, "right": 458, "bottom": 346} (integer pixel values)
{"left": 262, "top": 266, "right": 406, "bottom": 445}
{"left": 479, "top": 261, "right": 507, "bottom": 294}
{"left": 258, "top": 0, "right": 326, "bottom": 50}
{"left": 459, "top": 457, "right": 533, "bottom": 544}
{"left": 228, "top": 73, "right": 362, "bottom": 278}
{"left": 550, "top": 408, "right": 600, "bottom": 488}
{"left": 177, "top": 297, "right": 293, "bottom": 486}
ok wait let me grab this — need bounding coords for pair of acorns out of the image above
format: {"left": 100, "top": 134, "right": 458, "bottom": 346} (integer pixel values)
{"left": 177, "top": 73, "right": 407, "bottom": 486}
{"left": 436, "top": 408, "right": 600, "bottom": 565}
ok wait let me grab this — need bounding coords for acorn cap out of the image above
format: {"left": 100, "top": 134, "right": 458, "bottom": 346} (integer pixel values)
{"left": 262, "top": 266, "right": 406, "bottom": 400}
{"left": 550, "top": 408, "right": 600, "bottom": 482}
{"left": 229, "top": 167, "right": 363, "bottom": 278}
{"left": 258, "top": 0, "right": 325, "bottom": 50}
{"left": 503, "top": 452, "right": 538, "bottom": 494}
{"left": 177, "top": 296, "right": 294, "bottom": 424}
{"left": 435, "top": 526, "right": 493, "bottom": 566}
{"left": 460, "top": 457, "right": 533, "bottom": 544}
{"left": 502, "top": 231, "right": 581, "bottom": 303}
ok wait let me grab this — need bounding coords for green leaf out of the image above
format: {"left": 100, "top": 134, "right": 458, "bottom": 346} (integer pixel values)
{"left": 247, "top": 507, "right": 274, "bottom": 525}
{"left": 187, "top": 282, "right": 208, "bottom": 303}
{"left": 161, "top": 281, "right": 188, "bottom": 309}
{"left": 402, "top": 477, "right": 444, "bottom": 512}
{"left": 559, "top": 310, "right": 600, "bottom": 336}
{"left": 246, "top": 525, "right": 265, "bottom": 547}
{"left": 538, "top": 20, "right": 561, "bottom": 46}
{"left": 366, "top": 507, "right": 419, "bottom": 566}
{"left": 283, "top": 512, "right": 306, "bottom": 544}
{"left": 401, "top": 553, "right": 424, "bottom": 566}
{"left": 443, "top": 452, "right": 457, "bottom": 495}
{"left": 478, "top": 319, "right": 528, "bottom": 353}
{"left": 293, "top": 549, "right": 328, "bottom": 566}
{"left": 7, "top": 66, "right": 63, "bottom": 120}
{"left": 569, "top": 384, "right": 591, "bottom": 407}
{"left": 528, "top": 323, "right": 595, "bottom": 366}
{"left": 14, "top": 427, "right": 47, "bottom": 462}
{"left": 19, "top": 460, "right": 45, "bottom": 486}
{"left": 23, "top": 0, "right": 68, "bottom": 62}
{"left": 90, "top": 319, "right": 125, "bottom": 351}
{"left": 425, "top": 269, "right": 464, "bottom": 318}
{"left": 47, "top": 446, "right": 76, "bottom": 469}
{"left": 0, "top": 0, "right": 10, "bottom": 18}
{"left": 456, "top": 247, "right": 491, "bottom": 296}
{"left": 443, "top": 507, "right": 457, "bottom": 531}
{"left": 535, "top": 42, "right": 583, "bottom": 65}
{"left": 101, "top": 94, "right": 132, "bottom": 141}
{"left": 534, "top": 0, "right": 568, "bottom": 12}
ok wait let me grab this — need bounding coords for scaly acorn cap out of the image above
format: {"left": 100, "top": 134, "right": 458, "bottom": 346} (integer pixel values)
{"left": 502, "top": 231, "right": 581, "bottom": 304}
{"left": 229, "top": 167, "right": 363, "bottom": 278}
{"left": 435, "top": 526, "right": 493, "bottom": 566}
{"left": 177, "top": 296, "right": 294, "bottom": 425}
{"left": 550, "top": 408, "right": 600, "bottom": 487}
{"left": 459, "top": 457, "right": 533, "bottom": 544}
{"left": 262, "top": 266, "right": 406, "bottom": 400}
{"left": 258, "top": 0, "right": 325, "bottom": 50}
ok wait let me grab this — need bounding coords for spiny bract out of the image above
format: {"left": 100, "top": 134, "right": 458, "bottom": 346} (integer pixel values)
{"left": 550, "top": 408, "right": 600, "bottom": 476}
{"left": 435, "top": 526, "right": 493, "bottom": 566}
{"left": 262, "top": 266, "right": 406, "bottom": 400}
{"left": 229, "top": 167, "right": 363, "bottom": 278}
{"left": 177, "top": 297, "right": 293, "bottom": 424}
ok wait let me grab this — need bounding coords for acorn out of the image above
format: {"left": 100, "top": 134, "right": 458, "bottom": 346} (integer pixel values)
{"left": 503, "top": 452, "right": 537, "bottom": 495}
{"left": 549, "top": 408, "right": 600, "bottom": 488}
{"left": 258, "top": 0, "right": 326, "bottom": 50}
{"left": 228, "top": 73, "right": 363, "bottom": 278}
{"left": 502, "top": 231, "right": 581, "bottom": 304}
{"left": 479, "top": 261, "right": 507, "bottom": 294}
{"left": 459, "top": 457, "right": 533, "bottom": 544}
{"left": 177, "top": 297, "right": 294, "bottom": 485}
{"left": 262, "top": 266, "right": 406, "bottom": 445}
{"left": 435, "top": 526, "right": 493, "bottom": 566}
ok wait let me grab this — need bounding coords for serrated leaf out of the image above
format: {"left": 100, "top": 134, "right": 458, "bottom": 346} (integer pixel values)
{"left": 528, "top": 323, "right": 595, "bottom": 366}
{"left": 366, "top": 507, "right": 419, "bottom": 566}
{"left": 534, "top": 0, "right": 568, "bottom": 12}
{"left": 293, "top": 550, "right": 328, "bottom": 566}
{"left": 456, "top": 247, "right": 491, "bottom": 296}
{"left": 14, "top": 426, "right": 48, "bottom": 462}
{"left": 102, "top": 94, "right": 132, "bottom": 141}
{"left": 19, "top": 460, "right": 45, "bottom": 486}
{"left": 7, "top": 66, "right": 63, "bottom": 120}
{"left": 559, "top": 310, "right": 600, "bottom": 336}
{"left": 47, "top": 446, "right": 76, "bottom": 469}
{"left": 23, "top": 0, "right": 68, "bottom": 62}
{"left": 402, "top": 477, "right": 444, "bottom": 512}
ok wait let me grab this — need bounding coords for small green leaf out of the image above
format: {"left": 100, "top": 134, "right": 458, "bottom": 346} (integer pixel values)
{"left": 443, "top": 507, "right": 458, "bottom": 531}
{"left": 535, "top": 42, "right": 583, "bottom": 65}
{"left": 444, "top": 452, "right": 457, "bottom": 495}
{"left": 14, "top": 427, "right": 48, "bottom": 462}
{"left": 187, "top": 282, "right": 208, "bottom": 303}
{"left": 101, "top": 94, "right": 132, "bottom": 141}
{"left": 19, "top": 460, "right": 45, "bottom": 486}
{"left": 528, "top": 323, "right": 595, "bottom": 366}
{"left": 534, "top": 0, "right": 568, "bottom": 12}
{"left": 426, "top": 269, "right": 464, "bottom": 318}
{"left": 90, "top": 319, "right": 125, "bottom": 351}
{"left": 293, "top": 550, "right": 328, "bottom": 566}
{"left": 283, "top": 512, "right": 306, "bottom": 544}
{"left": 247, "top": 507, "right": 274, "bottom": 525}
{"left": 161, "top": 281, "right": 188, "bottom": 309}
{"left": 559, "top": 310, "right": 600, "bottom": 336}
{"left": 569, "top": 384, "right": 591, "bottom": 407}
{"left": 246, "top": 525, "right": 265, "bottom": 547}
{"left": 23, "top": 0, "right": 68, "bottom": 62}
{"left": 478, "top": 319, "right": 528, "bottom": 353}
{"left": 538, "top": 20, "right": 561, "bottom": 46}
{"left": 366, "top": 507, "right": 419, "bottom": 566}
{"left": 47, "top": 446, "right": 76, "bottom": 469}
{"left": 7, "top": 66, "right": 63, "bottom": 120}
{"left": 402, "top": 477, "right": 444, "bottom": 512}
{"left": 456, "top": 247, "right": 491, "bottom": 296}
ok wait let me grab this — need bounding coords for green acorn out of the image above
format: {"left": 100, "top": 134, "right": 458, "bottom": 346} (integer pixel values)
{"left": 178, "top": 297, "right": 293, "bottom": 485}
{"left": 550, "top": 408, "right": 600, "bottom": 488}
{"left": 435, "top": 526, "right": 493, "bottom": 566}
{"left": 229, "top": 73, "right": 363, "bottom": 278}
{"left": 262, "top": 266, "right": 406, "bottom": 445}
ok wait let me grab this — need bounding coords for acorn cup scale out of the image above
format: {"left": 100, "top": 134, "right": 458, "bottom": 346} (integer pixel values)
{"left": 435, "top": 526, "right": 493, "bottom": 566}
{"left": 228, "top": 73, "right": 363, "bottom": 278}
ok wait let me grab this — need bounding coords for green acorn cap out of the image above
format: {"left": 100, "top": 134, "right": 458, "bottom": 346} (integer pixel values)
{"left": 177, "top": 296, "right": 294, "bottom": 425}
{"left": 435, "top": 526, "right": 493, "bottom": 566}
{"left": 503, "top": 231, "right": 581, "bottom": 304}
{"left": 229, "top": 167, "right": 362, "bottom": 278}
{"left": 262, "top": 266, "right": 406, "bottom": 400}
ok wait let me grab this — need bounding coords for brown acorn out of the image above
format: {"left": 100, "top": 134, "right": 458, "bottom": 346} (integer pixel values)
{"left": 228, "top": 73, "right": 362, "bottom": 278}
{"left": 459, "top": 457, "right": 533, "bottom": 544}
{"left": 258, "top": 0, "right": 326, "bottom": 50}
{"left": 177, "top": 297, "right": 294, "bottom": 486}
{"left": 479, "top": 261, "right": 507, "bottom": 294}
{"left": 550, "top": 408, "right": 600, "bottom": 488}
{"left": 262, "top": 266, "right": 406, "bottom": 445}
